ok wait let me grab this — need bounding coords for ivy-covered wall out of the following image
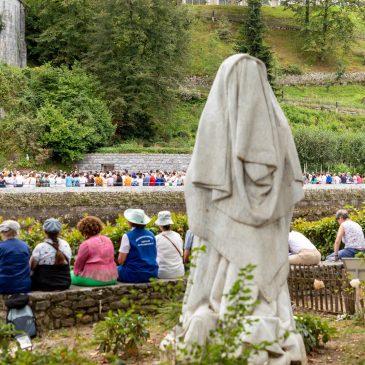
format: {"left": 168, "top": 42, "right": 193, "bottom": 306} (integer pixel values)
{"left": 0, "top": 187, "right": 363, "bottom": 223}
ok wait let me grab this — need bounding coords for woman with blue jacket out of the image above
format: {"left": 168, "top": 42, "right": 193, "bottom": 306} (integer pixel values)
{"left": 117, "top": 209, "right": 158, "bottom": 283}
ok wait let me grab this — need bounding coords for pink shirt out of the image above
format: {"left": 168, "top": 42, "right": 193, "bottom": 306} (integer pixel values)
{"left": 73, "top": 235, "right": 117, "bottom": 282}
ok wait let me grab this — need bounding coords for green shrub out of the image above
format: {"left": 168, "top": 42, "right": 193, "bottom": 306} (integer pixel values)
{"left": 280, "top": 64, "right": 303, "bottom": 75}
{"left": 94, "top": 309, "right": 149, "bottom": 356}
{"left": 292, "top": 208, "right": 365, "bottom": 257}
{"left": 294, "top": 314, "right": 336, "bottom": 354}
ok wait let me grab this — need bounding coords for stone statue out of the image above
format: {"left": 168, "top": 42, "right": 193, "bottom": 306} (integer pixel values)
{"left": 162, "top": 54, "right": 307, "bottom": 364}
{"left": 0, "top": 0, "right": 27, "bottom": 67}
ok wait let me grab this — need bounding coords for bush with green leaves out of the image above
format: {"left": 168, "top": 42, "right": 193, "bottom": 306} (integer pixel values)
{"left": 292, "top": 207, "right": 365, "bottom": 257}
{"left": 294, "top": 314, "right": 336, "bottom": 354}
{"left": 94, "top": 309, "right": 149, "bottom": 356}
{"left": 0, "top": 64, "right": 114, "bottom": 163}
{"left": 0, "top": 213, "right": 188, "bottom": 261}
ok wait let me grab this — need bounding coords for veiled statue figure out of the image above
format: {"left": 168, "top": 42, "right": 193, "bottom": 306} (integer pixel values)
{"left": 162, "top": 54, "right": 307, "bottom": 365}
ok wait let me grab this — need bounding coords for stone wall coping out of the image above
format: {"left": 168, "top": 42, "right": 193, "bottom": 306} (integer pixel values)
{"left": 26, "top": 279, "right": 181, "bottom": 300}
{"left": 0, "top": 184, "right": 364, "bottom": 195}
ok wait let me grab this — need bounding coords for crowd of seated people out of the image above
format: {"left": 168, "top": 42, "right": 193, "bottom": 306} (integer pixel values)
{"left": 0, "top": 209, "right": 186, "bottom": 295}
{"left": 2, "top": 207, "right": 365, "bottom": 294}
{"left": 0, "top": 170, "right": 186, "bottom": 189}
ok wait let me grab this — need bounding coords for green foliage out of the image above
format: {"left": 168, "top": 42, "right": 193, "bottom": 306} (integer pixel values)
{"left": 294, "top": 314, "right": 336, "bottom": 354}
{"left": 292, "top": 208, "right": 365, "bottom": 257}
{"left": 4, "top": 213, "right": 189, "bottom": 258}
{"left": 82, "top": 0, "right": 191, "bottom": 140}
{"left": 234, "top": 0, "right": 275, "bottom": 84}
{"left": 0, "top": 64, "right": 114, "bottom": 163}
{"left": 94, "top": 309, "right": 149, "bottom": 355}
{"left": 97, "top": 143, "right": 193, "bottom": 154}
{"left": 179, "top": 265, "right": 276, "bottom": 364}
{"left": 283, "top": 0, "right": 364, "bottom": 61}
{"left": 279, "top": 64, "right": 303, "bottom": 75}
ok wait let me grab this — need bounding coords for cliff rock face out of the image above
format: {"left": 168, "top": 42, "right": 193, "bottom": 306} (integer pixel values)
{"left": 0, "top": 0, "right": 26, "bottom": 67}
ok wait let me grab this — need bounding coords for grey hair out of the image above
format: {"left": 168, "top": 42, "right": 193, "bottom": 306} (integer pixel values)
{"left": 335, "top": 209, "right": 349, "bottom": 220}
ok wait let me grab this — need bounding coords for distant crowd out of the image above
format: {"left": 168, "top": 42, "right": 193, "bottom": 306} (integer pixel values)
{"left": 0, "top": 170, "right": 186, "bottom": 188}
{"left": 303, "top": 172, "right": 364, "bottom": 185}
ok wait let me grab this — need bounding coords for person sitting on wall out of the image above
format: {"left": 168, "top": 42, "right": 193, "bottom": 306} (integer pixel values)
{"left": 117, "top": 209, "right": 158, "bottom": 283}
{"left": 326, "top": 209, "right": 365, "bottom": 261}
{"left": 0, "top": 220, "right": 31, "bottom": 294}
{"left": 155, "top": 211, "right": 184, "bottom": 279}
{"left": 30, "top": 218, "right": 72, "bottom": 291}
{"left": 72, "top": 216, "right": 118, "bottom": 286}
{"left": 288, "top": 229, "right": 321, "bottom": 265}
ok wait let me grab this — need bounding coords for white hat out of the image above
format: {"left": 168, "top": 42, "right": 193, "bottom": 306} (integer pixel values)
{"left": 0, "top": 220, "right": 20, "bottom": 234}
{"left": 124, "top": 209, "right": 150, "bottom": 225}
{"left": 155, "top": 211, "right": 174, "bottom": 226}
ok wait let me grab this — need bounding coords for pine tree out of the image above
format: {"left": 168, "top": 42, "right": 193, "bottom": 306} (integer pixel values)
{"left": 234, "top": 0, "right": 275, "bottom": 85}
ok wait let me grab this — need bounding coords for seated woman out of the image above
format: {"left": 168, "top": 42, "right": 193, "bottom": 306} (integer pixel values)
{"left": 117, "top": 209, "right": 158, "bottom": 283}
{"left": 30, "top": 218, "right": 71, "bottom": 291}
{"left": 326, "top": 209, "right": 365, "bottom": 261}
{"left": 0, "top": 220, "right": 31, "bottom": 294}
{"left": 72, "top": 216, "right": 118, "bottom": 286}
{"left": 288, "top": 229, "right": 321, "bottom": 265}
{"left": 155, "top": 211, "right": 184, "bottom": 278}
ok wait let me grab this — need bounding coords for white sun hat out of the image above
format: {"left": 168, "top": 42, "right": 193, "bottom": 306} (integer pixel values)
{"left": 124, "top": 209, "right": 151, "bottom": 225}
{"left": 0, "top": 220, "right": 21, "bottom": 234}
{"left": 155, "top": 211, "right": 174, "bottom": 226}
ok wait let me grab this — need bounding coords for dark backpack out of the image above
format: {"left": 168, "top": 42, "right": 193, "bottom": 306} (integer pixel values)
{"left": 5, "top": 294, "right": 37, "bottom": 338}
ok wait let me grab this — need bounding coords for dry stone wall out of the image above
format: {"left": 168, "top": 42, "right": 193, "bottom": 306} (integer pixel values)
{"left": 0, "top": 186, "right": 364, "bottom": 223}
{"left": 0, "top": 280, "right": 183, "bottom": 333}
{"left": 77, "top": 153, "right": 191, "bottom": 172}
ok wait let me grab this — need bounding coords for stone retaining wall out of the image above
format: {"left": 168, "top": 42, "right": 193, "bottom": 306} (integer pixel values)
{"left": 0, "top": 280, "right": 184, "bottom": 333}
{"left": 76, "top": 153, "right": 192, "bottom": 172}
{"left": 0, "top": 186, "right": 365, "bottom": 223}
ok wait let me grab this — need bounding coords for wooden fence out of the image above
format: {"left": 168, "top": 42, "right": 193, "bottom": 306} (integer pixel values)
{"left": 288, "top": 262, "right": 361, "bottom": 314}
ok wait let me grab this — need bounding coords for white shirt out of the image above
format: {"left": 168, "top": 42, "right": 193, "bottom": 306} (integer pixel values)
{"left": 342, "top": 220, "right": 365, "bottom": 249}
{"left": 156, "top": 231, "right": 184, "bottom": 279}
{"left": 32, "top": 238, "right": 72, "bottom": 265}
{"left": 288, "top": 231, "right": 316, "bottom": 254}
{"left": 119, "top": 233, "right": 132, "bottom": 253}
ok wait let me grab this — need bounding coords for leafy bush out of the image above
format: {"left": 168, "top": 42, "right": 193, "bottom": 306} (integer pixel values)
{"left": 2, "top": 213, "right": 189, "bottom": 260}
{"left": 294, "top": 314, "right": 336, "bottom": 354}
{"left": 94, "top": 309, "right": 149, "bottom": 356}
{"left": 292, "top": 208, "right": 365, "bottom": 257}
{"left": 280, "top": 64, "right": 303, "bottom": 75}
{"left": 0, "top": 64, "right": 114, "bottom": 163}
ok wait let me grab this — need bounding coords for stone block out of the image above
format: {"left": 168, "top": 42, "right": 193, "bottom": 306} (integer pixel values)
{"left": 61, "top": 318, "right": 75, "bottom": 327}
{"left": 35, "top": 301, "right": 50, "bottom": 311}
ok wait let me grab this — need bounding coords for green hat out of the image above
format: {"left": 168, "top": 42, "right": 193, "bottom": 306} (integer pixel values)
{"left": 124, "top": 209, "right": 150, "bottom": 225}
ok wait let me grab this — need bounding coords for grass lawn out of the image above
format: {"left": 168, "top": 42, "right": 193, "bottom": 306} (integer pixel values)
{"left": 187, "top": 6, "right": 365, "bottom": 75}
{"left": 26, "top": 309, "right": 365, "bottom": 364}
{"left": 283, "top": 84, "right": 365, "bottom": 109}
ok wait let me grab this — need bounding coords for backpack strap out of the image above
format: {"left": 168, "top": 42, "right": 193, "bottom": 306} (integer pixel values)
{"left": 161, "top": 234, "right": 183, "bottom": 259}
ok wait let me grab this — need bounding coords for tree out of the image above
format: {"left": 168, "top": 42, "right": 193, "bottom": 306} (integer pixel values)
{"left": 83, "top": 0, "right": 191, "bottom": 140}
{"left": 284, "top": 0, "right": 365, "bottom": 61}
{"left": 25, "top": 0, "right": 93, "bottom": 66}
{"left": 234, "top": 0, "right": 275, "bottom": 84}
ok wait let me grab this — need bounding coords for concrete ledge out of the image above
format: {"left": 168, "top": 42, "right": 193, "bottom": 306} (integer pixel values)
{"left": 0, "top": 279, "right": 184, "bottom": 333}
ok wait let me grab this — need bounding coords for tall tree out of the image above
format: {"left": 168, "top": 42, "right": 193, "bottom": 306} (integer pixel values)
{"left": 284, "top": 0, "right": 365, "bottom": 61}
{"left": 25, "top": 0, "right": 93, "bottom": 66}
{"left": 83, "top": 0, "right": 191, "bottom": 140}
{"left": 234, "top": 0, "right": 275, "bottom": 84}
